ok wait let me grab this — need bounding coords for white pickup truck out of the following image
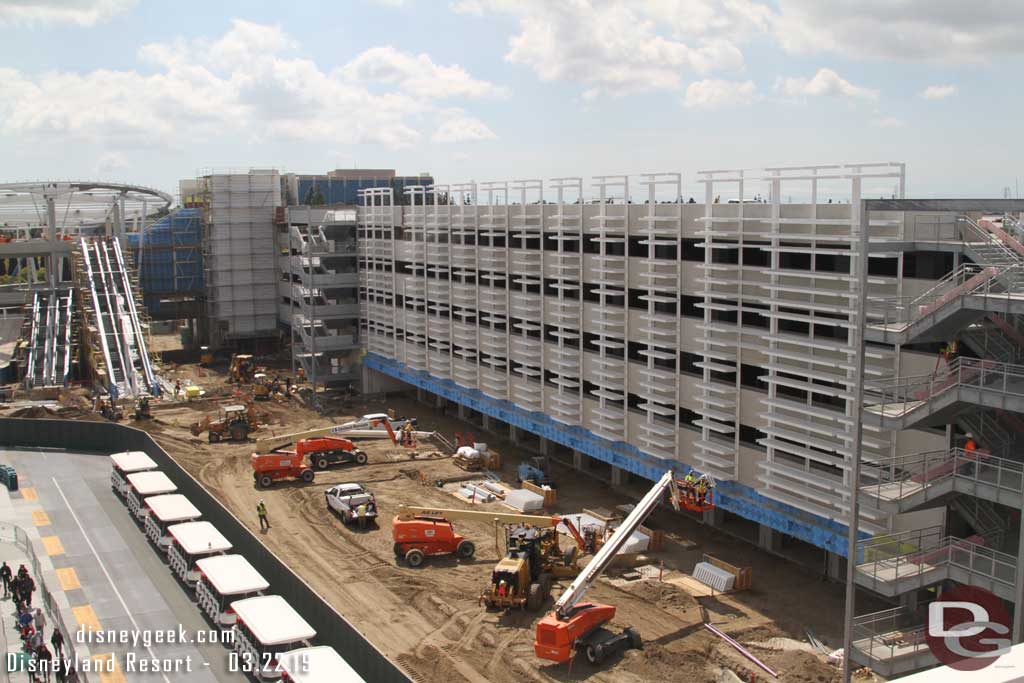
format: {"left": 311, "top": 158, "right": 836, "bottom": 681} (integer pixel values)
{"left": 325, "top": 483, "right": 378, "bottom": 525}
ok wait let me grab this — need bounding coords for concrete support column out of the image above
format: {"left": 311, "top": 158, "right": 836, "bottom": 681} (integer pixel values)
{"left": 572, "top": 450, "right": 583, "bottom": 470}
{"left": 826, "top": 551, "right": 844, "bottom": 582}
{"left": 458, "top": 404, "right": 467, "bottom": 420}
{"left": 900, "top": 589, "right": 919, "bottom": 613}
{"left": 702, "top": 507, "right": 723, "bottom": 526}
{"left": 758, "top": 524, "right": 779, "bottom": 553}
{"left": 539, "top": 437, "right": 549, "bottom": 456}
{"left": 482, "top": 414, "right": 491, "bottom": 432}
{"left": 416, "top": 388, "right": 425, "bottom": 403}
{"left": 611, "top": 466, "right": 624, "bottom": 487}
{"left": 509, "top": 425, "right": 519, "bottom": 443}
{"left": 435, "top": 395, "right": 444, "bottom": 410}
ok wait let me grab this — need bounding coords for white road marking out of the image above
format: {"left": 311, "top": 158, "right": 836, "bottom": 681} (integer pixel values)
{"left": 52, "top": 477, "right": 172, "bottom": 683}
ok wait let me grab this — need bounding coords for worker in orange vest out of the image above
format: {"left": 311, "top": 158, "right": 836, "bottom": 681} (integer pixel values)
{"left": 964, "top": 432, "right": 977, "bottom": 453}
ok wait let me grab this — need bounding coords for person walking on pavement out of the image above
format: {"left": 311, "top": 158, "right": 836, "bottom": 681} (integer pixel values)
{"left": 33, "top": 607, "right": 45, "bottom": 638}
{"left": 1, "top": 561, "right": 11, "bottom": 597}
{"left": 36, "top": 643, "right": 52, "bottom": 683}
{"left": 257, "top": 499, "right": 270, "bottom": 530}
{"left": 50, "top": 627, "right": 63, "bottom": 658}
{"left": 22, "top": 573, "right": 35, "bottom": 607}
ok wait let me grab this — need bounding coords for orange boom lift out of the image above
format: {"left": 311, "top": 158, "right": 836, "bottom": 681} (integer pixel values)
{"left": 534, "top": 470, "right": 680, "bottom": 665}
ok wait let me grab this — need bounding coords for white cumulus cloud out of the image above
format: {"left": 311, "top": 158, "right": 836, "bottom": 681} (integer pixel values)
{"left": 453, "top": 0, "right": 754, "bottom": 98}
{"left": 921, "top": 84, "right": 956, "bottom": 100}
{"left": 776, "top": 68, "right": 878, "bottom": 100}
{"left": 0, "top": 0, "right": 135, "bottom": 26}
{"left": 0, "top": 19, "right": 502, "bottom": 154}
{"left": 772, "top": 0, "right": 1024, "bottom": 62}
{"left": 684, "top": 79, "right": 756, "bottom": 108}
{"left": 344, "top": 46, "right": 509, "bottom": 99}
{"left": 431, "top": 112, "right": 497, "bottom": 143}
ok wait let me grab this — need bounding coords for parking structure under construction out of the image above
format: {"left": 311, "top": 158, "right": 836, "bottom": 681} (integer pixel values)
{"left": 1, "top": 163, "right": 1023, "bottom": 681}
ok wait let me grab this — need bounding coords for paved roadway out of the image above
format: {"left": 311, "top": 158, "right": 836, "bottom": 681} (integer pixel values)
{"left": 0, "top": 446, "right": 247, "bottom": 683}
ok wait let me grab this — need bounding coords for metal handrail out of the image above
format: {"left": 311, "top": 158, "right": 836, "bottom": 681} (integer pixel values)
{"left": 860, "top": 447, "right": 1024, "bottom": 501}
{"left": 866, "top": 262, "right": 1020, "bottom": 329}
{"left": 852, "top": 607, "right": 930, "bottom": 662}
{"left": 857, "top": 528, "right": 1016, "bottom": 590}
{"left": 865, "top": 357, "right": 1024, "bottom": 411}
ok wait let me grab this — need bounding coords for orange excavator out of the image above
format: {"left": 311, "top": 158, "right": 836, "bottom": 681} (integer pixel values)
{"left": 535, "top": 470, "right": 680, "bottom": 665}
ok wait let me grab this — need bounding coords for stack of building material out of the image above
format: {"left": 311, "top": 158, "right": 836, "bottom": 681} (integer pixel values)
{"left": 505, "top": 488, "right": 544, "bottom": 512}
{"left": 693, "top": 561, "right": 736, "bottom": 592}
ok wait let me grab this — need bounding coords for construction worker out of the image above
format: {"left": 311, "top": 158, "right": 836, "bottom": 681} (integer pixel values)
{"left": 962, "top": 432, "right": 980, "bottom": 476}
{"left": 174, "top": 380, "right": 181, "bottom": 398}
{"left": 402, "top": 422, "right": 415, "bottom": 447}
{"left": 696, "top": 478, "right": 707, "bottom": 507}
{"left": 684, "top": 471, "right": 697, "bottom": 502}
{"left": 497, "top": 580, "right": 507, "bottom": 598}
{"left": 356, "top": 502, "right": 368, "bottom": 529}
{"left": 964, "top": 432, "right": 978, "bottom": 453}
{"left": 297, "top": 366, "right": 305, "bottom": 382}
{"left": 257, "top": 499, "right": 270, "bottom": 531}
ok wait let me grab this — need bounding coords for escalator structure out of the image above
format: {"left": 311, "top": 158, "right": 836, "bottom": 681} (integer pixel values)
{"left": 22, "top": 288, "right": 75, "bottom": 389}
{"left": 77, "top": 238, "right": 159, "bottom": 398}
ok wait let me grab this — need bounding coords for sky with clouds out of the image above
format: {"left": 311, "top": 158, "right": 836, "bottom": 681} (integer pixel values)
{"left": 1, "top": 0, "right": 1022, "bottom": 200}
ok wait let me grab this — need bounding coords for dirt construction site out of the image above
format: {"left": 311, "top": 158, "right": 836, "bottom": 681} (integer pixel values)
{"left": 9, "top": 354, "right": 864, "bottom": 683}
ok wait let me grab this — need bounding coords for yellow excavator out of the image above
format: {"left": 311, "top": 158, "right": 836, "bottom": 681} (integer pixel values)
{"left": 394, "top": 506, "right": 591, "bottom": 612}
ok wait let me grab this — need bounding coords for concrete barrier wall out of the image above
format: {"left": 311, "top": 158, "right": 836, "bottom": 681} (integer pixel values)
{"left": 0, "top": 417, "right": 411, "bottom": 683}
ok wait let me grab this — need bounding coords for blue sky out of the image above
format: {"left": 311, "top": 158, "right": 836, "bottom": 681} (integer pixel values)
{"left": 1, "top": 0, "right": 1022, "bottom": 200}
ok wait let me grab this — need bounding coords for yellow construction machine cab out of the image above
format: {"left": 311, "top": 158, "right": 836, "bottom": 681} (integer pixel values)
{"left": 481, "top": 526, "right": 557, "bottom": 611}
{"left": 228, "top": 354, "right": 255, "bottom": 383}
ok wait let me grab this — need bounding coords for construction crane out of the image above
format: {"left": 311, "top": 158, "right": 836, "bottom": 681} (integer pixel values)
{"left": 534, "top": 470, "right": 680, "bottom": 665}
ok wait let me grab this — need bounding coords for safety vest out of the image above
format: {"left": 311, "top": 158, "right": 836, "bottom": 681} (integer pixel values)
{"left": 257, "top": 503, "right": 267, "bottom": 517}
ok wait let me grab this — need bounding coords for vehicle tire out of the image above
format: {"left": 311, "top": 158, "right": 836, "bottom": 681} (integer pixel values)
{"left": 258, "top": 474, "right": 273, "bottom": 488}
{"left": 563, "top": 545, "right": 578, "bottom": 567}
{"left": 405, "top": 549, "right": 425, "bottom": 567}
{"left": 456, "top": 540, "right": 476, "bottom": 559}
{"left": 300, "top": 469, "right": 315, "bottom": 483}
{"left": 315, "top": 457, "right": 329, "bottom": 470}
{"left": 393, "top": 543, "right": 404, "bottom": 557}
{"left": 539, "top": 572, "right": 553, "bottom": 596}
{"left": 209, "top": 431, "right": 220, "bottom": 443}
{"left": 526, "top": 582, "right": 543, "bottom": 612}
{"left": 585, "top": 643, "right": 605, "bottom": 665}
{"left": 355, "top": 451, "right": 368, "bottom": 465}
{"left": 626, "top": 627, "right": 642, "bottom": 651}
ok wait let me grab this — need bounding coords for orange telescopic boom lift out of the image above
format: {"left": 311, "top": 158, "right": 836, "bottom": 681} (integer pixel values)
{"left": 534, "top": 470, "right": 680, "bottom": 665}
